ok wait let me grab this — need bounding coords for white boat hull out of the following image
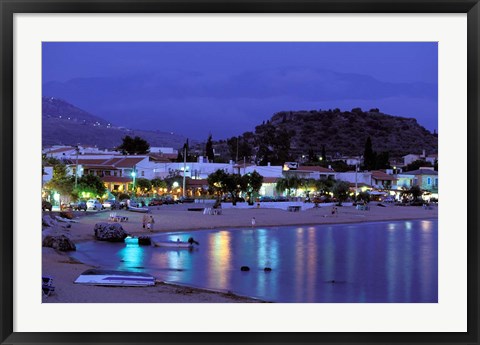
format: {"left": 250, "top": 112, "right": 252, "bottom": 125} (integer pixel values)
{"left": 124, "top": 236, "right": 139, "bottom": 245}
{"left": 128, "top": 206, "right": 149, "bottom": 213}
{"left": 74, "top": 269, "right": 155, "bottom": 287}
{"left": 152, "top": 240, "right": 194, "bottom": 249}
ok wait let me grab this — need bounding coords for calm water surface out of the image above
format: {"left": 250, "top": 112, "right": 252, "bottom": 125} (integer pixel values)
{"left": 71, "top": 219, "right": 438, "bottom": 303}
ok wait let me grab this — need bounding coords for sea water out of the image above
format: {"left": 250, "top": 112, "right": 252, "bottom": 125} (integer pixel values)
{"left": 71, "top": 219, "right": 438, "bottom": 303}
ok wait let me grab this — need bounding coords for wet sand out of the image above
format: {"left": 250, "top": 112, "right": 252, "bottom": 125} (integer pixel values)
{"left": 42, "top": 202, "right": 437, "bottom": 303}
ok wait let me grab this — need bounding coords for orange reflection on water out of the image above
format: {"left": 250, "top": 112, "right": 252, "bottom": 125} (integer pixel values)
{"left": 306, "top": 227, "right": 317, "bottom": 301}
{"left": 295, "top": 228, "right": 306, "bottom": 301}
{"left": 421, "top": 220, "right": 433, "bottom": 232}
{"left": 208, "top": 230, "right": 232, "bottom": 289}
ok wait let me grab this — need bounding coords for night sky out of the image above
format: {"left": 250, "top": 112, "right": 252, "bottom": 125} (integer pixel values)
{"left": 42, "top": 42, "right": 438, "bottom": 141}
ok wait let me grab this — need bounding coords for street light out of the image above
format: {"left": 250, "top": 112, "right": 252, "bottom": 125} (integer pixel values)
{"left": 131, "top": 167, "right": 136, "bottom": 196}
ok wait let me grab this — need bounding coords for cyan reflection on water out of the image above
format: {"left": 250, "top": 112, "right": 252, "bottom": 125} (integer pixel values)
{"left": 71, "top": 219, "right": 438, "bottom": 303}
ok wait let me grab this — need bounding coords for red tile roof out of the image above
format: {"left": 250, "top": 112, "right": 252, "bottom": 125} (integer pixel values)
{"left": 298, "top": 166, "right": 335, "bottom": 173}
{"left": 187, "top": 179, "right": 209, "bottom": 186}
{"left": 44, "top": 147, "right": 75, "bottom": 154}
{"left": 371, "top": 170, "right": 396, "bottom": 181}
{"left": 77, "top": 159, "right": 111, "bottom": 165}
{"left": 101, "top": 176, "right": 133, "bottom": 183}
{"left": 263, "top": 177, "right": 279, "bottom": 183}
{"left": 76, "top": 157, "right": 146, "bottom": 168}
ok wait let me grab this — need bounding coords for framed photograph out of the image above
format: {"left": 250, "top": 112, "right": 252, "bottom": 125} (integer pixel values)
{"left": 1, "top": 0, "right": 478, "bottom": 344}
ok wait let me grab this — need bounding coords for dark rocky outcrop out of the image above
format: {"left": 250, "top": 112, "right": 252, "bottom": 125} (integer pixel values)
{"left": 94, "top": 222, "right": 128, "bottom": 242}
{"left": 42, "top": 234, "right": 76, "bottom": 251}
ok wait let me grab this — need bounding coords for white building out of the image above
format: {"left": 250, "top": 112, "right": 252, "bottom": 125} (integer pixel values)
{"left": 149, "top": 147, "right": 178, "bottom": 154}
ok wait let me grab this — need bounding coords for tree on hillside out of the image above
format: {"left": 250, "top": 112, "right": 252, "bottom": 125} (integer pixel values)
{"left": 177, "top": 139, "right": 196, "bottom": 162}
{"left": 363, "top": 136, "right": 376, "bottom": 170}
{"left": 255, "top": 123, "right": 293, "bottom": 165}
{"left": 205, "top": 134, "right": 215, "bottom": 162}
{"left": 118, "top": 135, "right": 150, "bottom": 155}
{"left": 405, "top": 159, "right": 433, "bottom": 172}
{"left": 375, "top": 151, "right": 391, "bottom": 170}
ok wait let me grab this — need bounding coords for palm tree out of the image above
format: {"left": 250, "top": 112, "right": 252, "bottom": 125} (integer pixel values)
{"left": 275, "top": 175, "right": 303, "bottom": 198}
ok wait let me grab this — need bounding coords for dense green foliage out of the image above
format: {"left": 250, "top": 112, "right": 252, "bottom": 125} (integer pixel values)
{"left": 118, "top": 135, "right": 150, "bottom": 155}
{"left": 207, "top": 169, "right": 264, "bottom": 205}
{"left": 205, "top": 134, "right": 215, "bottom": 163}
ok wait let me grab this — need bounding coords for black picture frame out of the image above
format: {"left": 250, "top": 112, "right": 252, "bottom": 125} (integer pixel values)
{"left": 1, "top": 1, "right": 478, "bottom": 344}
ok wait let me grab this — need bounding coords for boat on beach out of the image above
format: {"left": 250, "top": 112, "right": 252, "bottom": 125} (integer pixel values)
{"left": 128, "top": 205, "right": 149, "bottom": 213}
{"left": 74, "top": 269, "right": 156, "bottom": 287}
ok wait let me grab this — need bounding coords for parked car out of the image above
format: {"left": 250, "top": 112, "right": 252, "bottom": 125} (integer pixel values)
{"left": 382, "top": 196, "right": 395, "bottom": 203}
{"left": 259, "top": 196, "right": 274, "bottom": 202}
{"left": 177, "top": 197, "right": 195, "bottom": 203}
{"left": 162, "top": 196, "right": 176, "bottom": 205}
{"left": 102, "top": 199, "right": 119, "bottom": 209}
{"left": 274, "top": 196, "right": 288, "bottom": 202}
{"left": 71, "top": 201, "right": 87, "bottom": 211}
{"left": 119, "top": 199, "right": 129, "bottom": 209}
{"left": 42, "top": 200, "right": 52, "bottom": 211}
{"left": 86, "top": 199, "right": 103, "bottom": 210}
{"left": 60, "top": 203, "right": 72, "bottom": 211}
{"left": 148, "top": 198, "right": 163, "bottom": 206}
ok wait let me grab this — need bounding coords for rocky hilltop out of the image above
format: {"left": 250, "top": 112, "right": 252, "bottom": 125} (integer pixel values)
{"left": 263, "top": 108, "right": 437, "bottom": 157}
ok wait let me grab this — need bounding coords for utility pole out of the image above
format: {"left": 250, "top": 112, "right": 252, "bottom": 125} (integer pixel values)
{"left": 355, "top": 161, "right": 358, "bottom": 199}
{"left": 182, "top": 145, "right": 187, "bottom": 198}
{"left": 236, "top": 137, "right": 239, "bottom": 163}
{"left": 75, "top": 145, "right": 80, "bottom": 188}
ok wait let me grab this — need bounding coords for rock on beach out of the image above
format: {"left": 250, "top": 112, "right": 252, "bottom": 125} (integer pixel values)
{"left": 94, "top": 222, "right": 128, "bottom": 242}
{"left": 42, "top": 234, "right": 76, "bottom": 251}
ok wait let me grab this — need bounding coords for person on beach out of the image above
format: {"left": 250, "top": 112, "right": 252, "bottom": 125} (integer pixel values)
{"left": 147, "top": 215, "right": 155, "bottom": 231}
{"left": 251, "top": 217, "right": 256, "bottom": 227}
{"left": 142, "top": 213, "right": 149, "bottom": 229}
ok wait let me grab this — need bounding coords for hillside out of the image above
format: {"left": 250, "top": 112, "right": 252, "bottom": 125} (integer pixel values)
{"left": 215, "top": 108, "right": 438, "bottom": 164}
{"left": 268, "top": 109, "right": 437, "bottom": 157}
{"left": 42, "top": 97, "right": 187, "bottom": 149}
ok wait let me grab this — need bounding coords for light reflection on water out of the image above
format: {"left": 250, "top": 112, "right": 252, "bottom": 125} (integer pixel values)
{"left": 71, "top": 219, "right": 438, "bottom": 303}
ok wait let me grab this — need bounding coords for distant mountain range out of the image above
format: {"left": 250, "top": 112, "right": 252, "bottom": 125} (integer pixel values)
{"left": 42, "top": 97, "right": 437, "bottom": 161}
{"left": 42, "top": 97, "right": 188, "bottom": 149}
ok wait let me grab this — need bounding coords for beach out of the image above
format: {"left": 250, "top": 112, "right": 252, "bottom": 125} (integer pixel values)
{"left": 42, "top": 203, "right": 438, "bottom": 303}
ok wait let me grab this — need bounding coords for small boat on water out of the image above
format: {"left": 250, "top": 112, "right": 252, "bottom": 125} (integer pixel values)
{"left": 74, "top": 269, "right": 156, "bottom": 287}
{"left": 152, "top": 237, "right": 199, "bottom": 249}
{"left": 124, "top": 236, "right": 152, "bottom": 245}
{"left": 125, "top": 236, "right": 139, "bottom": 245}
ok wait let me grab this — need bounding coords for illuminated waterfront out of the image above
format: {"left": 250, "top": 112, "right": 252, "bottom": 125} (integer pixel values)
{"left": 72, "top": 219, "right": 438, "bottom": 303}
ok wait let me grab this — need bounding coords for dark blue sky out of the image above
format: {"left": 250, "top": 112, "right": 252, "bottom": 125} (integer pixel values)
{"left": 42, "top": 42, "right": 438, "bottom": 140}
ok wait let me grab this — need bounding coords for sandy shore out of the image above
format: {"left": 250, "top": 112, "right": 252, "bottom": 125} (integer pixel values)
{"left": 42, "top": 203, "right": 437, "bottom": 303}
